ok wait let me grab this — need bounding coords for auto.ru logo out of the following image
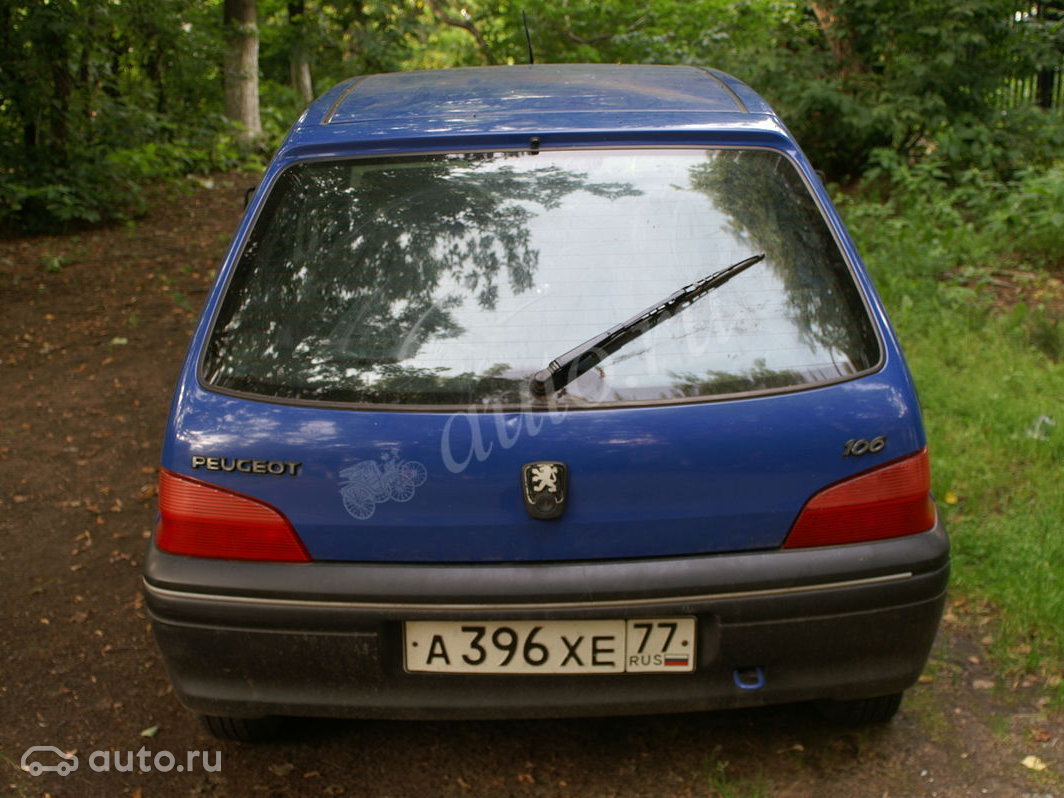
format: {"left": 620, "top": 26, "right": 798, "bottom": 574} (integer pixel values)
{"left": 20, "top": 746, "right": 78, "bottom": 776}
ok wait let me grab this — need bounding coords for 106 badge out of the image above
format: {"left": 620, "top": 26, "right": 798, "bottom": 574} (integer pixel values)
{"left": 405, "top": 618, "right": 695, "bottom": 674}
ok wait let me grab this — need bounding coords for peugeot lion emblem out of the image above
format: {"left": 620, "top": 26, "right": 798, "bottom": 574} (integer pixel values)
{"left": 522, "top": 461, "right": 568, "bottom": 520}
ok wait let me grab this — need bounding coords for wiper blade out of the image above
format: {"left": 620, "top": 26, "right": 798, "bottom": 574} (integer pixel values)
{"left": 529, "top": 253, "right": 765, "bottom": 398}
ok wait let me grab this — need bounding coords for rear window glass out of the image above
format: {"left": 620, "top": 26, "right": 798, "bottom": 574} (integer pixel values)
{"left": 203, "top": 149, "right": 880, "bottom": 407}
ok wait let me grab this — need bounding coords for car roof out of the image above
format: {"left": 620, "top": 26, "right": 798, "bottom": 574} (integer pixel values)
{"left": 287, "top": 65, "right": 784, "bottom": 150}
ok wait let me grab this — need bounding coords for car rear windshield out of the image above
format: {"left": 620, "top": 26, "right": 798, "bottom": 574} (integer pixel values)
{"left": 203, "top": 149, "right": 880, "bottom": 408}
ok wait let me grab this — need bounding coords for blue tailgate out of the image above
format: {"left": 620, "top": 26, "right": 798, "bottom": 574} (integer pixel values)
{"left": 164, "top": 361, "right": 922, "bottom": 563}
{"left": 162, "top": 66, "right": 926, "bottom": 564}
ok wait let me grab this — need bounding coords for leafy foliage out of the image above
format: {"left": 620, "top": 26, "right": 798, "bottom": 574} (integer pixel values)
{"left": 3, "top": 0, "right": 1064, "bottom": 230}
{"left": 988, "top": 163, "right": 1064, "bottom": 265}
{"left": 0, "top": 1, "right": 245, "bottom": 231}
{"left": 404, "top": 0, "right": 1062, "bottom": 182}
{"left": 727, "top": 0, "right": 1051, "bottom": 181}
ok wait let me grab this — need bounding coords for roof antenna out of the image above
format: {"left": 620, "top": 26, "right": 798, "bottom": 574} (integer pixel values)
{"left": 522, "top": 11, "right": 535, "bottom": 64}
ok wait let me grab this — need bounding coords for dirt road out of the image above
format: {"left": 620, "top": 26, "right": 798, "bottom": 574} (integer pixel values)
{"left": 1, "top": 176, "right": 1060, "bottom": 797}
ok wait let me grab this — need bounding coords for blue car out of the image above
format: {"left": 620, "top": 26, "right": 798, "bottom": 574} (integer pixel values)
{"left": 145, "top": 65, "right": 948, "bottom": 741}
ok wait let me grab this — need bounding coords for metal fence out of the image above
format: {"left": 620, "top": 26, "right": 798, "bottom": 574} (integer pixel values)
{"left": 998, "top": 2, "right": 1064, "bottom": 112}
{"left": 996, "top": 69, "right": 1064, "bottom": 112}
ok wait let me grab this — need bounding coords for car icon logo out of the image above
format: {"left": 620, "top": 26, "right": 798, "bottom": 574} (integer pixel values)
{"left": 522, "top": 461, "right": 568, "bottom": 520}
{"left": 20, "top": 745, "right": 79, "bottom": 777}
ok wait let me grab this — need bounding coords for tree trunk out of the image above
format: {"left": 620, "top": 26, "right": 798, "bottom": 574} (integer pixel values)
{"left": 1035, "top": 2, "right": 1064, "bottom": 109}
{"left": 288, "top": 0, "right": 314, "bottom": 104}
{"left": 1036, "top": 69, "right": 1056, "bottom": 110}
{"left": 810, "top": 1, "right": 864, "bottom": 76}
{"left": 224, "top": 0, "right": 262, "bottom": 144}
{"left": 45, "top": 14, "right": 73, "bottom": 161}
{"left": 290, "top": 52, "right": 314, "bottom": 104}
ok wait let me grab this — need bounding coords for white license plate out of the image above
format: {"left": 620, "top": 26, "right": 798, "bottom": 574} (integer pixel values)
{"left": 404, "top": 618, "right": 696, "bottom": 674}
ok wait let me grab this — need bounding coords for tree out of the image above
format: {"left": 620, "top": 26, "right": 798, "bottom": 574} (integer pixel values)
{"left": 287, "top": 0, "right": 314, "bottom": 103}
{"left": 423, "top": 0, "right": 496, "bottom": 64}
{"left": 771, "top": 0, "right": 1035, "bottom": 178}
{"left": 224, "top": 0, "right": 263, "bottom": 143}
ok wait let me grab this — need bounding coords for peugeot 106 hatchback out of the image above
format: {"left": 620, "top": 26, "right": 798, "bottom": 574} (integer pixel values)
{"left": 145, "top": 64, "right": 949, "bottom": 741}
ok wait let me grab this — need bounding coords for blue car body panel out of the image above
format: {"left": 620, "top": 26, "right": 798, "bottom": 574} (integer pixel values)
{"left": 165, "top": 369, "right": 921, "bottom": 562}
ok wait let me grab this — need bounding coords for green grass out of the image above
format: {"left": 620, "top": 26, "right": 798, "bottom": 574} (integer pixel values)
{"left": 705, "top": 755, "right": 770, "bottom": 798}
{"left": 841, "top": 186, "right": 1064, "bottom": 676}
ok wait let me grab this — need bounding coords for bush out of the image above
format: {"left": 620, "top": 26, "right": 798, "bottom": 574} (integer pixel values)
{"left": 0, "top": 162, "right": 144, "bottom": 230}
{"left": 0, "top": 117, "right": 262, "bottom": 234}
{"left": 988, "top": 163, "right": 1064, "bottom": 266}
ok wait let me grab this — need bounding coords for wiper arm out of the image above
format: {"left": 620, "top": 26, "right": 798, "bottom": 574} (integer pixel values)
{"left": 529, "top": 253, "right": 765, "bottom": 398}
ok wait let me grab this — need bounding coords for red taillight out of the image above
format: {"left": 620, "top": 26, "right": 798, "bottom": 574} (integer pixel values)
{"left": 156, "top": 469, "right": 311, "bottom": 562}
{"left": 783, "top": 448, "right": 936, "bottom": 548}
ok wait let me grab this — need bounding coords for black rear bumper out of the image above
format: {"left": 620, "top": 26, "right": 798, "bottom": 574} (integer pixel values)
{"left": 144, "top": 524, "right": 949, "bottom": 720}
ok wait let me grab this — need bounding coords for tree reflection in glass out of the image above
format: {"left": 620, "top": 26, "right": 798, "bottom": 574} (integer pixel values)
{"left": 204, "top": 149, "right": 880, "bottom": 408}
{"left": 206, "top": 154, "right": 640, "bottom": 404}
{"left": 683, "top": 150, "right": 879, "bottom": 394}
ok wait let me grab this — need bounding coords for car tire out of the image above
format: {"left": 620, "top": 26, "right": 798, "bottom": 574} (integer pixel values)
{"left": 200, "top": 714, "right": 282, "bottom": 742}
{"left": 818, "top": 691, "right": 903, "bottom": 725}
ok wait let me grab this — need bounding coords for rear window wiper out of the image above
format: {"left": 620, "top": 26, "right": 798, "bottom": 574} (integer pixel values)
{"left": 529, "top": 253, "right": 765, "bottom": 398}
